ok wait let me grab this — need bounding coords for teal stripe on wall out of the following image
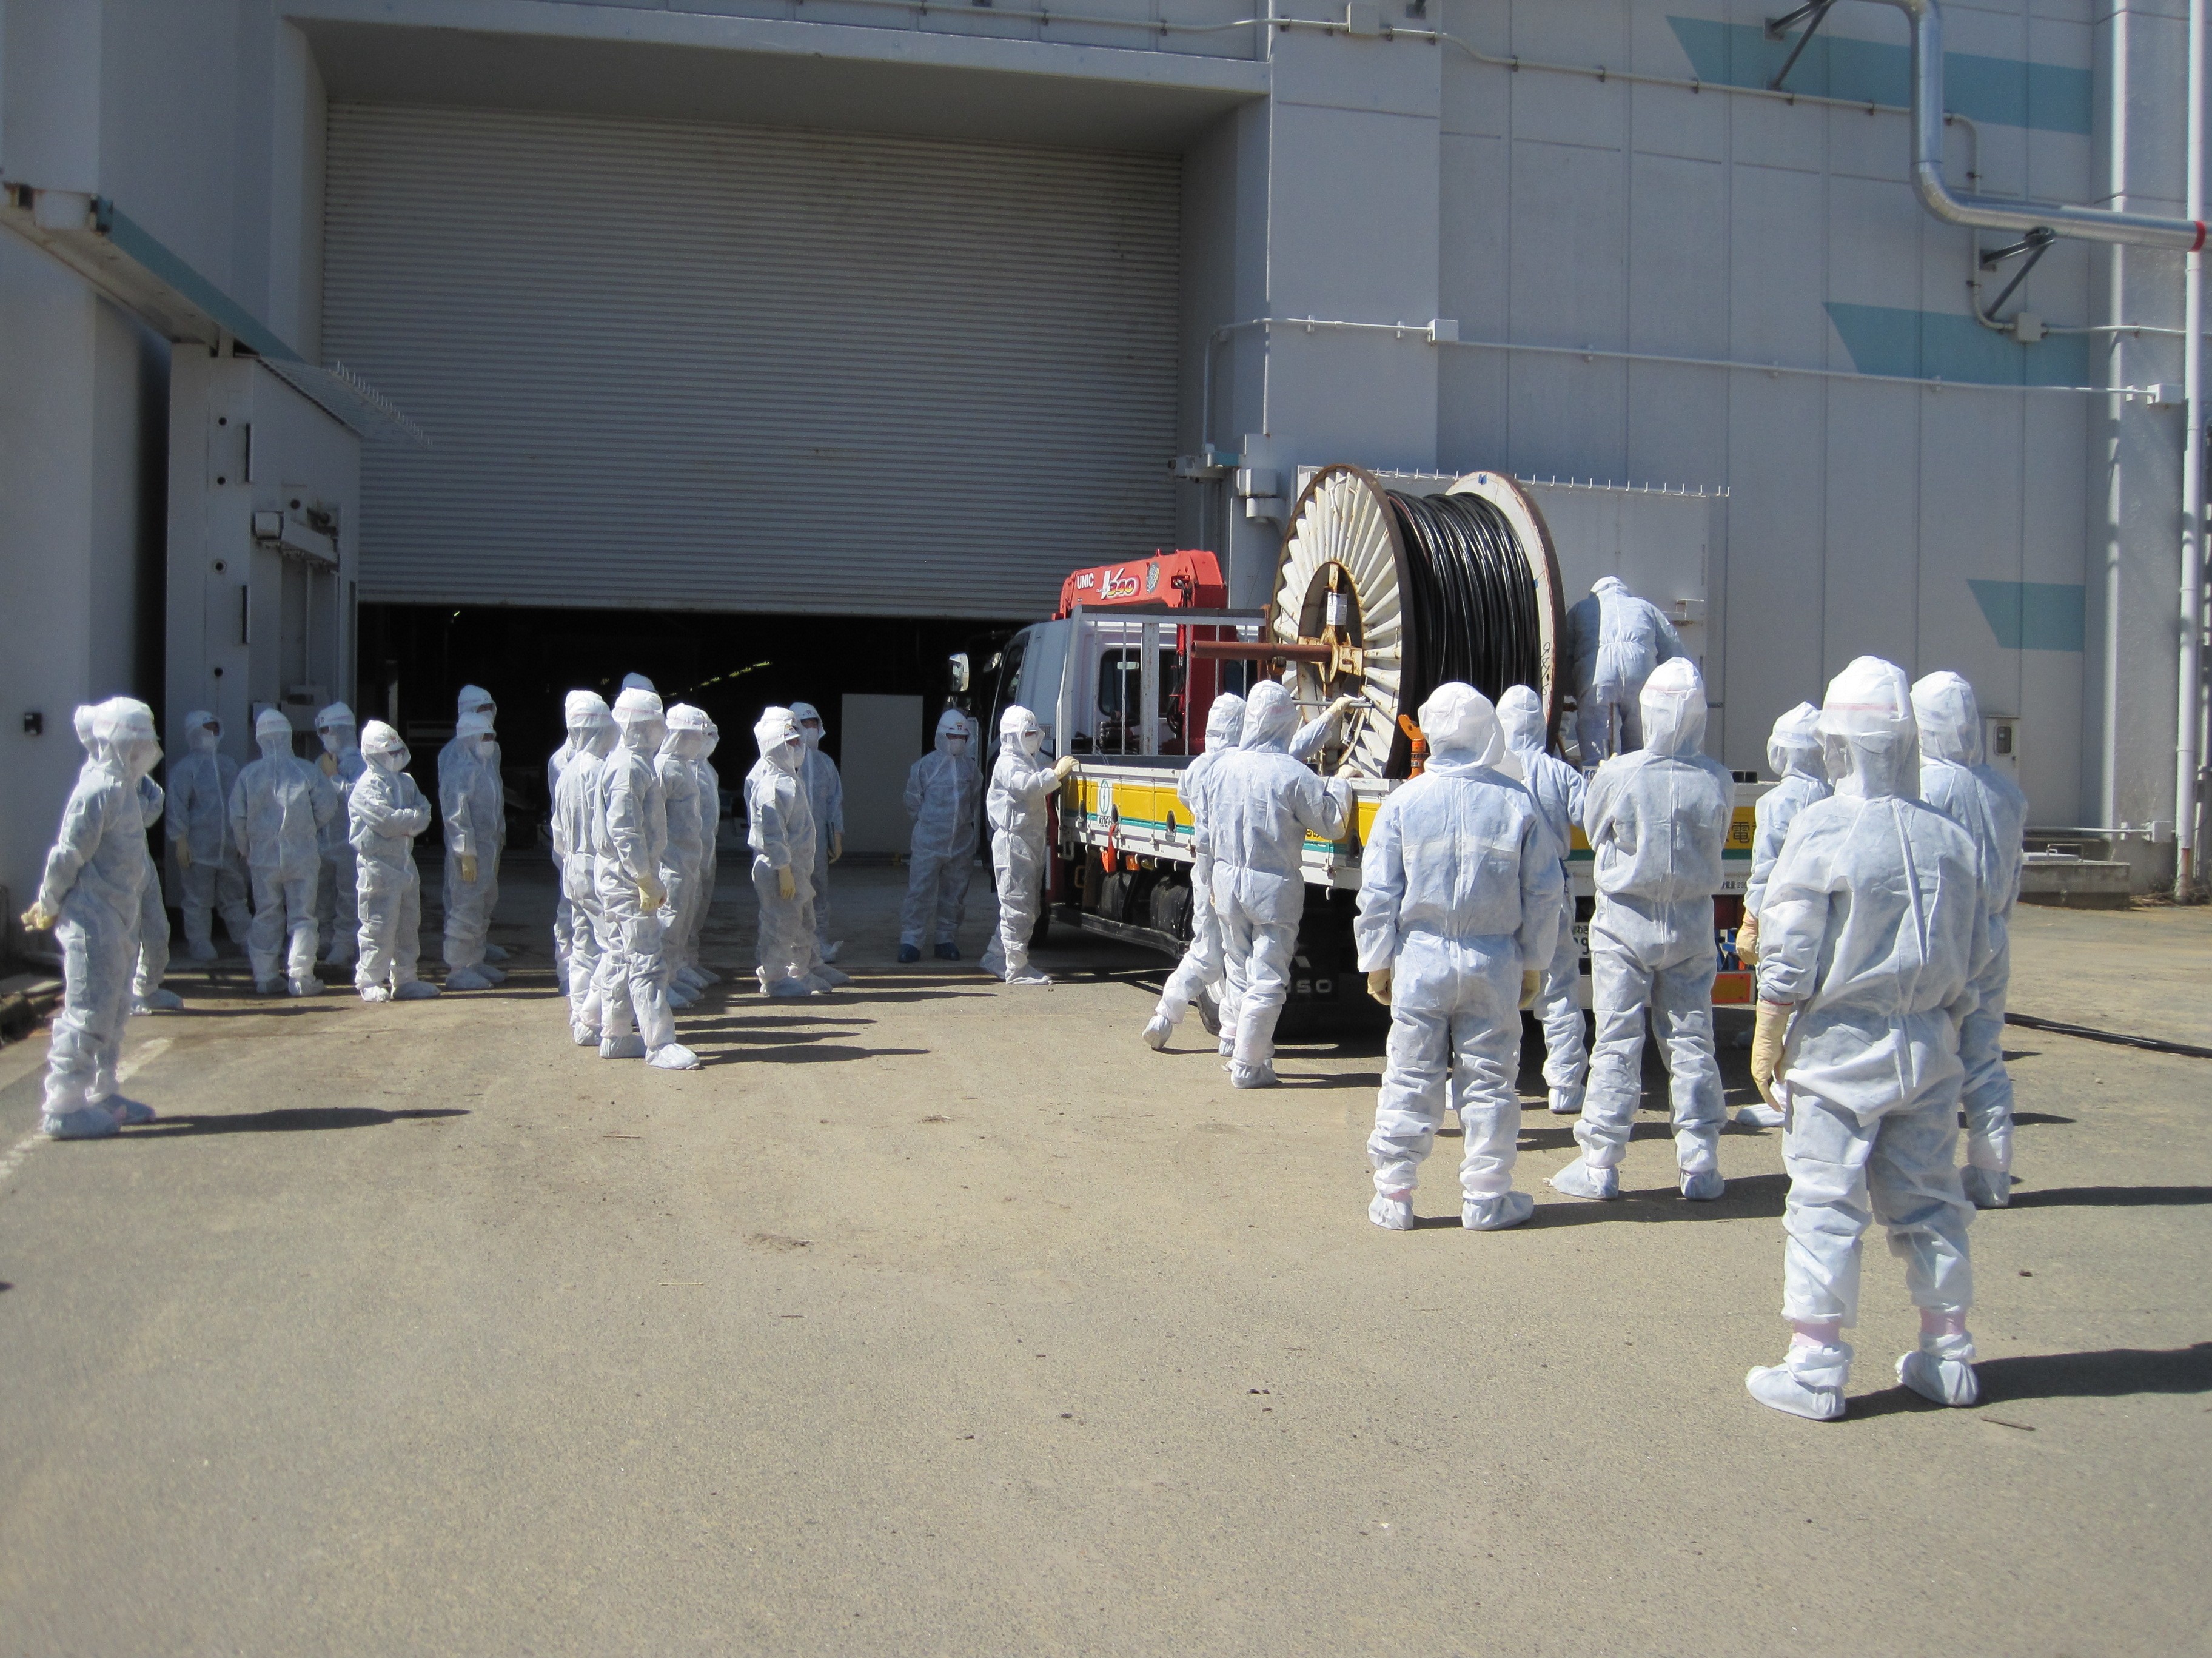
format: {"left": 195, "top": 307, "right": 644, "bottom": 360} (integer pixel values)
{"left": 1969, "top": 580, "right": 2086, "bottom": 651}
{"left": 1666, "top": 18, "right": 2092, "bottom": 135}
{"left": 1825, "top": 303, "right": 2091, "bottom": 386}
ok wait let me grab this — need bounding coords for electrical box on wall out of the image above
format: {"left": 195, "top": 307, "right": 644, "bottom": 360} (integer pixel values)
{"left": 1983, "top": 714, "right": 2021, "bottom": 778}
{"left": 166, "top": 357, "right": 362, "bottom": 765}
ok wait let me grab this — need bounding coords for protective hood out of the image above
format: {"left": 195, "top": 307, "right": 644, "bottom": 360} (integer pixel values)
{"left": 1911, "top": 671, "right": 1983, "bottom": 767}
{"left": 621, "top": 673, "right": 656, "bottom": 693}
{"left": 613, "top": 686, "right": 664, "bottom": 725}
{"left": 702, "top": 722, "right": 720, "bottom": 761}
{"left": 184, "top": 710, "right": 221, "bottom": 754}
{"left": 755, "top": 706, "right": 804, "bottom": 773}
{"left": 1638, "top": 657, "right": 1708, "bottom": 757}
{"left": 790, "top": 701, "right": 825, "bottom": 749}
{"left": 999, "top": 703, "right": 1044, "bottom": 756}
{"left": 563, "top": 689, "right": 612, "bottom": 734}
{"left": 456, "top": 684, "right": 496, "bottom": 723}
{"left": 99, "top": 698, "right": 161, "bottom": 777}
{"left": 73, "top": 704, "right": 99, "bottom": 753}
{"left": 455, "top": 711, "right": 497, "bottom": 759}
{"left": 1592, "top": 575, "right": 1629, "bottom": 598}
{"left": 1818, "top": 656, "right": 1919, "bottom": 799}
{"left": 1495, "top": 683, "right": 1547, "bottom": 753}
{"left": 1419, "top": 681, "right": 1515, "bottom": 776}
{"left": 361, "top": 720, "right": 411, "bottom": 773}
{"left": 316, "top": 702, "right": 357, "bottom": 754}
{"left": 934, "top": 707, "right": 973, "bottom": 755}
{"left": 1239, "top": 681, "right": 1299, "bottom": 751}
{"left": 666, "top": 702, "right": 710, "bottom": 733}
{"left": 666, "top": 703, "right": 709, "bottom": 762}
{"left": 1766, "top": 702, "right": 1823, "bottom": 780}
{"left": 255, "top": 707, "right": 296, "bottom": 760}
{"left": 1204, "top": 693, "right": 1246, "bottom": 753}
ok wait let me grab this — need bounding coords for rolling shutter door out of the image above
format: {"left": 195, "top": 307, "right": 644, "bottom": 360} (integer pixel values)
{"left": 323, "top": 104, "right": 1179, "bottom": 617}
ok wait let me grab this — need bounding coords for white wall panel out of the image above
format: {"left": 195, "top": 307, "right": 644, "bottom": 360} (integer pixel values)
{"left": 323, "top": 104, "right": 1179, "bottom": 617}
{"left": 1822, "top": 379, "right": 1921, "bottom": 674}
{"left": 1628, "top": 153, "right": 1727, "bottom": 357}
{"left": 1729, "top": 163, "right": 1830, "bottom": 365}
{"left": 1509, "top": 139, "right": 1627, "bottom": 349}
{"left": 1722, "top": 377, "right": 1828, "bottom": 770}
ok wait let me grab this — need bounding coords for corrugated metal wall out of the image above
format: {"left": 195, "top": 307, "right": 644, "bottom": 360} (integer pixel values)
{"left": 323, "top": 104, "right": 1179, "bottom": 619}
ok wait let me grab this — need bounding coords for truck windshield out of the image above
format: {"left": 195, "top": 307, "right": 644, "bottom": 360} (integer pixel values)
{"left": 1094, "top": 646, "right": 1184, "bottom": 754}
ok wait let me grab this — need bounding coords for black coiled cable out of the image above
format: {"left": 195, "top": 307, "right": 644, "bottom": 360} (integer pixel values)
{"left": 1385, "top": 490, "right": 1543, "bottom": 728}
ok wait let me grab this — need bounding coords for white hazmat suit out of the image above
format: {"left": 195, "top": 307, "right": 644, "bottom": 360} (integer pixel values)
{"left": 593, "top": 688, "right": 700, "bottom": 1068}
{"left": 546, "top": 690, "right": 606, "bottom": 996}
{"left": 900, "top": 708, "right": 982, "bottom": 961}
{"left": 791, "top": 702, "right": 845, "bottom": 964}
{"left": 230, "top": 708, "right": 340, "bottom": 996}
{"left": 1745, "top": 656, "right": 1990, "bottom": 1420}
{"left": 1549, "top": 658, "right": 1733, "bottom": 1201}
{"left": 693, "top": 722, "right": 725, "bottom": 987}
{"left": 1914, "top": 672, "right": 2028, "bottom": 1209}
{"left": 551, "top": 695, "right": 616, "bottom": 1042}
{"left": 82, "top": 705, "right": 178, "bottom": 1018}
{"left": 982, "top": 705, "right": 1076, "bottom": 986}
{"left": 312, "top": 703, "right": 367, "bottom": 968}
{"left": 25, "top": 700, "right": 164, "bottom": 1136}
{"left": 748, "top": 706, "right": 824, "bottom": 997}
{"left": 1497, "top": 684, "right": 1587, "bottom": 1115}
{"left": 166, "top": 711, "right": 253, "bottom": 961}
{"left": 1734, "top": 702, "right": 1831, "bottom": 1127}
{"left": 1208, "top": 680, "right": 1355, "bottom": 1089}
{"left": 657, "top": 705, "right": 711, "bottom": 1007}
{"left": 1144, "top": 693, "right": 1247, "bottom": 1049}
{"left": 350, "top": 722, "right": 440, "bottom": 1002}
{"left": 1564, "top": 576, "right": 1684, "bottom": 764}
{"left": 440, "top": 706, "right": 506, "bottom": 989}
{"left": 1358, "top": 684, "right": 1564, "bottom": 1230}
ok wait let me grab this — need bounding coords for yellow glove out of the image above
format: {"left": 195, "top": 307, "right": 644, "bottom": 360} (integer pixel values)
{"left": 19, "top": 901, "right": 57, "bottom": 933}
{"left": 638, "top": 874, "right": 666, "bottom": 911}
{"left": 830, "top": 832, "right": 843, "bottom": 864}
{"left": 777, "top": 866, "right": 797, "bottom": 901}
{"left": 174, "top": 841, "right": 192, "bottom": 869}
{"left": 1520, "top": 970, "right": 1540, "bottom": 1007}
{"left": 1366, "top": 967, "right": 1392, "bottom": 1006}
{"left": 1735, "top": 911, "right": 1760, "bottom": 967}
{"left": 1750, "top": 1000, "right": 1793, "bottom": 1109}
{"left": 458, "top": 853, "right": 479, "bottom": 884}
{"left": 1051, "top": 754, "right": 1079, "bottom": 785}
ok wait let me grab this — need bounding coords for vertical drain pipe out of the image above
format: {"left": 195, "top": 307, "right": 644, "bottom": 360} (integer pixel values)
{"left": 2179, "top": 0, "right": 2207, "bottom": 900}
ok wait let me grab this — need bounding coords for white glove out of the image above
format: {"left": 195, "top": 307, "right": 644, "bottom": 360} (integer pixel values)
{"left": 777, "top": 866, "right": 797, "bottom": 901}
{"left": 1751, "top": 1001, "right": 1793, "bottom": 1108}
{"left": 638, "top": 874, "right": 666, "bottom": 911}
{"left": 1366, "top": 967, "right": 1392, "bottom": 1006}
{"left": 1520, "top": 970, "right": 1539, "bottom": 1007}
{"left": 1735, "top": 911, "right": 1761, "bottom": 967}
{"left": 458, "top": 853, "right": 479, "bottom": 884}
{"left": 1051, "top": 754, "right": 1078, "bottom": 784}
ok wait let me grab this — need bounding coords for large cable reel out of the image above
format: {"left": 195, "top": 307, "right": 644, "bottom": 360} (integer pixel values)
{"left": 1265, "top": 465, "right": 1569, "bottom": 779}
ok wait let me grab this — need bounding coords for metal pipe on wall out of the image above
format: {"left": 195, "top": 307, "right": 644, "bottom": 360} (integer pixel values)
{"left": 1865, "top": 0, "right": 2206, "bottom": 251}
{"left": 2180, "top": 0, "right": 2207, "bottom": 898}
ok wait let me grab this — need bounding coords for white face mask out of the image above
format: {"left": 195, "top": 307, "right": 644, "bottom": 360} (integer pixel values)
{"left": 190, "top": 727, "right": 220, "bottom": 754}
{"left": 1019, "top": 729, "right": 1042, "bottom": 756}
{"left": 475, "top": 734, "right": 497, "bottom": 759}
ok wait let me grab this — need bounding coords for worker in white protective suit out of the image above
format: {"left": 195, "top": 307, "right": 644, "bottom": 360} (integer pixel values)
{"left": 748, "top": 706, "right": 828, "bottom": 997}
{"left": 790, "top": 702, "right": 845, "bottom": 965}
{"left": 593, "top": 687, "right": 700, "bottom": 1068}
{"left": 899, "top": 707, "right": 983, "bottom": 962}
{"left": 440, "top": 705, "right": 506, "bottom": 989}
{"left": 1143, "top": 693, "right": 1246, "bottom": 1049}
{"left": 1733, "top": 702, "right": 1831, "bottom": 1128}
{"left": 1564, "top": 576, "right": 1684, "bottom": 765}
{"left": 1210, "top": 680, "right": 1356, "bottom": 1089}
{"left": 349, "top": 722, "right": 440, "bottom": 1002}
{"left": 622, "top": 673, "right": 655, "bottom": 694}
{"left": 982, "top": 705, "right": 1079, "bottom": 986}
{"left": 312, "top": 703, "right": 367, "bottom": 970}
{"left": 1547, "top": 657, "right": 1733, "bottom": 1201}
{"left": 1358, "top": 684, "right": 1564, "bottom": 1230}
{"left": 1744, "top": 656, "right": 1991, "bottom": 1420}
{"left": 693, "top": 718, "right": 724, "bottom": 987}
{"left": 546, "top": 699, "right": 587, "bottom": 992}
{"left": 551, "top": 693, "right": 615, "bottom": 1043}
{"left": 1496, "top": 684, "right": 1587, "bottom": 1115}
{"left": 76, "top": 705, "right": 181, "bottom": 1018}
{"left": 22, "top": 699, "right": 165, "bottom": 1136}
{"left": 230, "top": 708, "right": 339, "bottom": 996}
{"left": 165, "top": 710, "right": 254, "bottom": 961}
{"left": 1913, "top": 671, "right": 2028, "bottom": 1210}
{"left": 657, "top": 704, "right": 712, "bottom": 1009}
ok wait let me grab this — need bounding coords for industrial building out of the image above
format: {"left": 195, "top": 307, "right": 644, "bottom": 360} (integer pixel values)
{"left": 1, "top": 0, "right": 2204, "bottom": 913}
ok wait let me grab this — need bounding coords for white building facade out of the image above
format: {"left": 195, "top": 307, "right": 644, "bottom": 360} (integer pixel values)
{"left": 1, "top": 0, "right": 2202, "bottom": 915}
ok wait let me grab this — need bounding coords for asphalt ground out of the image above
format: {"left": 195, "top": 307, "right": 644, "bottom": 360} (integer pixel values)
{"left": 0, "top": 862, "right": 2205, "bottom": 1656}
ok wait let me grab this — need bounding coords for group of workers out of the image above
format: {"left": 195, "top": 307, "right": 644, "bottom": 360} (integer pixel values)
{"left": 21, "top": 569, "right": 2032, "bottom": 1421}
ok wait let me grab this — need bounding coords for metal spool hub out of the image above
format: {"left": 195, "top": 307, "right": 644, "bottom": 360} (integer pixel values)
{"left": 1266, "top": 464, "right": 1568, "bottom": 778}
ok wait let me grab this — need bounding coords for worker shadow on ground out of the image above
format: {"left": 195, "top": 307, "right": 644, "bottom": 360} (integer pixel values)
{"left": 150, "top": 1002, "right": 355, "bottom": 1021}
{"left": 1524, "top": 1171, "right": 1791, "bottom": 1224}
{"left": 2008, "top": 1183, "right": 2212, "bottom": 1209}
{"left": 127, "top": 1106, "right": 469, "bottom": 1136}
{"left": 1846, "top": 1342, "right": 2212, "bottom": 1418}
{"left": 690, "top": 1038, "right": 929, "bottom": 1067}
